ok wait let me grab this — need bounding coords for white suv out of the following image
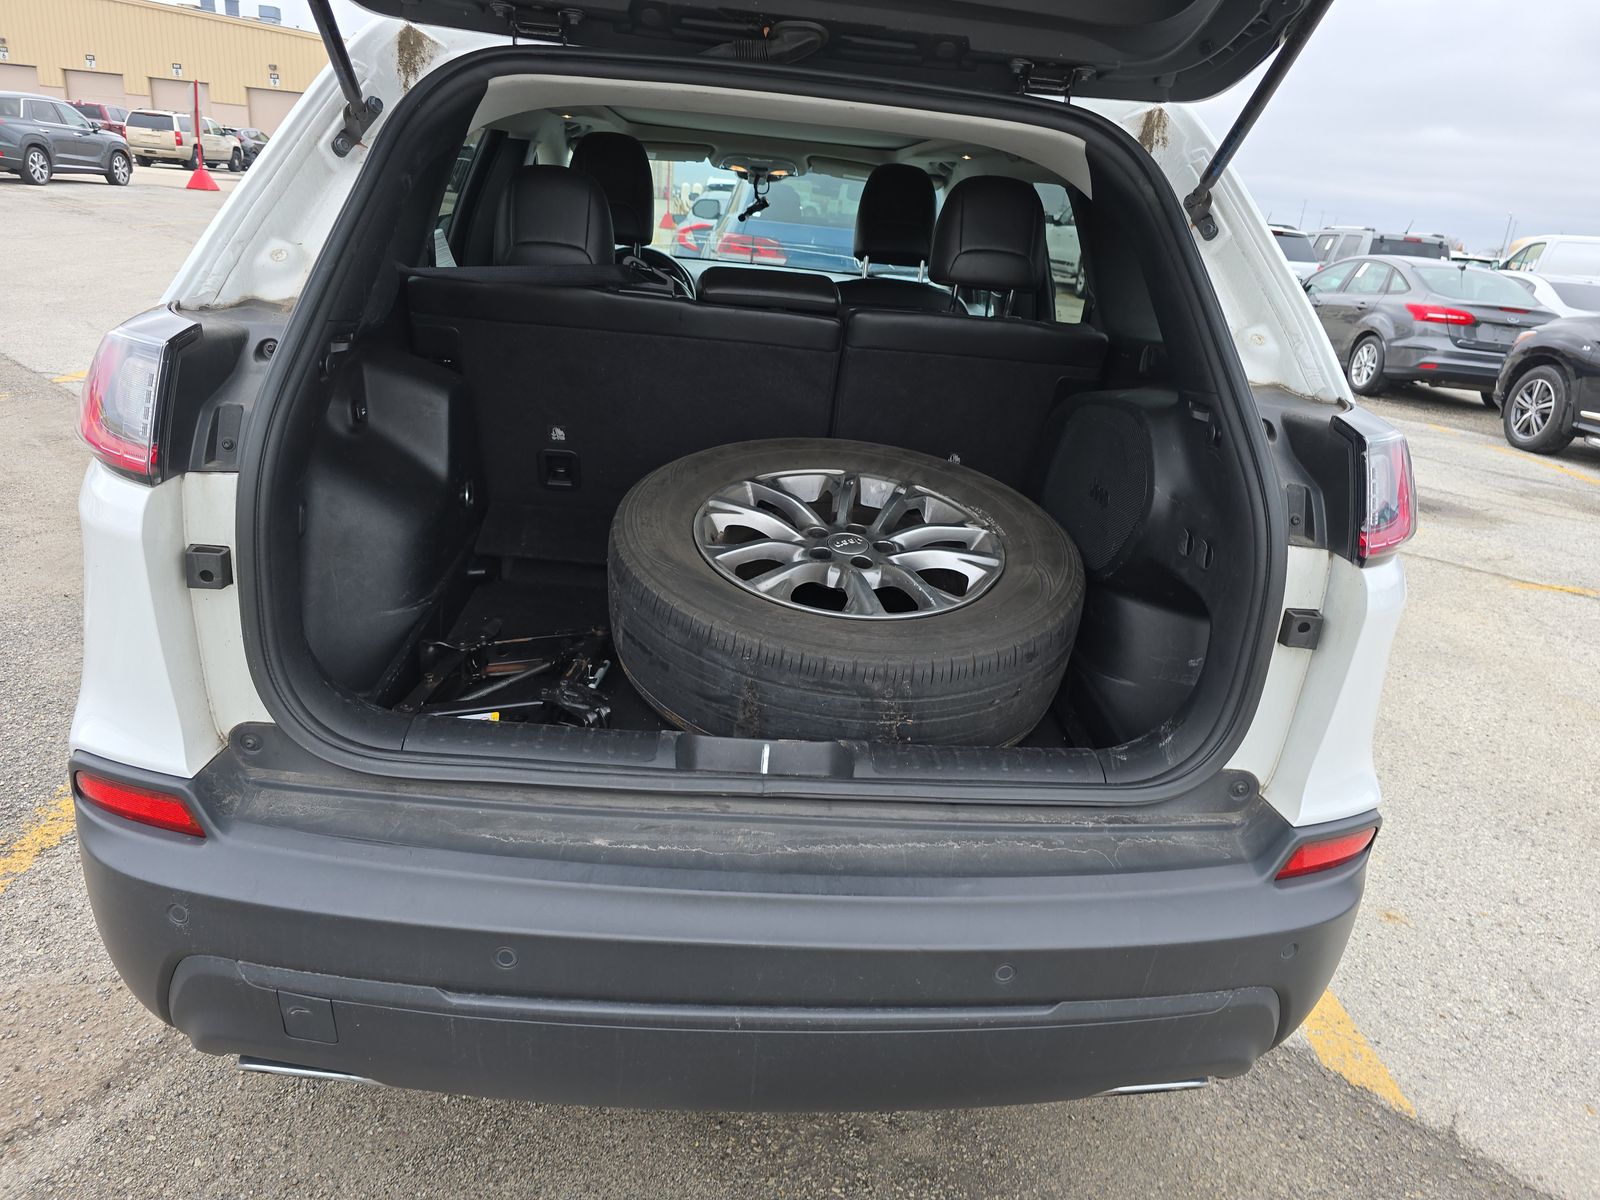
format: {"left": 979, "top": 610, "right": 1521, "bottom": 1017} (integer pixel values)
{"left": 125, "top": 110, "right": 243, "bottom": 171}
{"left": 69, "top": 0, "right": 1411, "bottom": 1109}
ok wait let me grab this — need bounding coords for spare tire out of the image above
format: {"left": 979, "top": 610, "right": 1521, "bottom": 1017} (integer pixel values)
{"left": 608, "top": 439, "right": 1084, "bottom": 746}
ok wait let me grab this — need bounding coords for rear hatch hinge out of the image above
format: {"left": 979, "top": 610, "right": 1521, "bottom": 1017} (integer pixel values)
{"left": 487, "top": 3, "right": 577, "bottom": 43}
{"left": 306, "top": 0, "right": 385, "bottom": 156}
{"left": 1182, "top": 0, "right": 1332, "bottom": 239}
{"left": 1011, "top": 59, "right": 1096, "bottom": 101}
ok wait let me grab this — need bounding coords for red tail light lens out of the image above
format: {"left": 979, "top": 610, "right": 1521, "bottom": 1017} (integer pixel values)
{"left": 175, "top": 130, "right": 184, "bottom": 146}
{"left": 1276, "top": 826, "right": 1376, "bottom": 879}
{"left": 75, "top": 771, "right": 205, "bottom": 838}
{"left": 1356, "top": 427, "right": 1416, "bottom": 562}
{"left": 78, "top": 309, "right": 199, "bottom": 483}
{"left": 1404, "top": 302, "right": 1475, "bottom": 326}
{"left": 714, "top": 232, "right": 788, "bottom": 266}
{"left": 675, "top": 220, "right": 711, "bottom": 254}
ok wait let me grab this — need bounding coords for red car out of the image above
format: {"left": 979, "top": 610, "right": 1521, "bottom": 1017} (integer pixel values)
{"left": 68, "top": 100, "right": 129, "bottom": 139}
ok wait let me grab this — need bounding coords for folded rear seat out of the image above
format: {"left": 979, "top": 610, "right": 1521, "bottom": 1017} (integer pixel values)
{"left": 407, "top": 166, "right": 839, "bottom": 562}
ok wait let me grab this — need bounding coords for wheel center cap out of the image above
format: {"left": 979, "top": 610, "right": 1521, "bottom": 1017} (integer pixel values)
{"left": 827, "top": 532, "right": 870, "bottom": 554}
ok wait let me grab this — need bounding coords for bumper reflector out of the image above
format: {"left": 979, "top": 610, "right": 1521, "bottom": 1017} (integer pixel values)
{"left": 74, "top": 771, "right": 205, "bottom": 838}
{"left": 1276, "top": 827, "right": 1375, "bottom": 880}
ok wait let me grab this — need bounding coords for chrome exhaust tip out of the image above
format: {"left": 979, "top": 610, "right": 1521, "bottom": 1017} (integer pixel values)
{"left": 238, "top": 1056, "right": 379, "bottom": 1086}
{"left": 1099, "top": 1079, "right": 1210, "bottom": 1097}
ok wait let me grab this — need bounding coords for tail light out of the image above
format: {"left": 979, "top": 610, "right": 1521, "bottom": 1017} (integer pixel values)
{"left": 675, "top": 220, "right": 712, "bottom": 254}
{"left": 175, "top": 130, "right": 184, "bottom": 146}
{"left": 1336, "top": 412, "right": 1416, "bottom": 564}
{"left": 78, "top": 309, "right": 199, "bottom": 483}
{"left": 74, "top": 770, "right": 206, "bottom": 838}
{"left": 714, "top": 232, "right": 788, "bottom": 266}
{"left": 1276, "top": 826, "right": 1376, "bottom": 879}
{"left": 1404, "top": 302, "right": 1475, "bottom": 326}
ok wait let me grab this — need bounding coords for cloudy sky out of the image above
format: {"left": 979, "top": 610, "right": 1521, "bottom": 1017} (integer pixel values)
{"left": 175, "top": 0, "right": 1597, "bottom": 254}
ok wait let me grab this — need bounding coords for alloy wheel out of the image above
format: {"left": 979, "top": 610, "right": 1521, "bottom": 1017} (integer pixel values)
{"left": 694, "top": 469, "right": 1005, "bottom": 619}
{"left": 26, "top": 148, "right": 50, "bottom": 184}
{"left": 1509, "top": 376, "right": 1556, "bottom": 440}
{"left": 1350, "top": 341, "right": 1379, "bottom": 388}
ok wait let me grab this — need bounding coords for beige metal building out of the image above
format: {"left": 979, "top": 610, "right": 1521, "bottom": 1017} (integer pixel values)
{"left": 0, "top": 0, "right": 327, "bottom": 132}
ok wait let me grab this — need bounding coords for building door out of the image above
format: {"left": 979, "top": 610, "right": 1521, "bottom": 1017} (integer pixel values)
{"left": 149, "top": 77, "right": 210, "bottom": 116}
{"left": 245, "top": 86, "right": 299, "bottom": 134}
{"left": 64, "top": 69, "right": 127, "bottom": 105}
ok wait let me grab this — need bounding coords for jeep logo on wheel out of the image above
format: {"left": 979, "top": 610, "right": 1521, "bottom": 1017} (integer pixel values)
{"left": 827, "top": 532, "right": 871, "bottom": 553}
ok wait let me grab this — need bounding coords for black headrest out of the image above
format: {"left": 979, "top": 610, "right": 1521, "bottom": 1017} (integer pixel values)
{"left": 494, "top": 165, "right": 615, "bottom": 267}
{"left": 854, "top": 164, "right": 936, "bottom": 268}
{"left": 569, "top": 132, "right": 655, "bottom": 247}
{"left": 698, "top": 267, "right": 839, "bottom": 315}
{"left": 930, "top": 176, "right": 1048, "bottom": 292}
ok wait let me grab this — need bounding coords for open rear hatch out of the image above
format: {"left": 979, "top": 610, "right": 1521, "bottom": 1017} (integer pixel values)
{"left": 323, "top": 0, "right": 1325, "bottom": 99}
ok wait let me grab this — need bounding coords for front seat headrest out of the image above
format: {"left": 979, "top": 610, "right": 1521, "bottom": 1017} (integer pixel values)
{"left": 854, "top": 163, "right": 936, "bottom": 269}
{"left": 569, "top": 132, "right": 656, "bottom": 248}
{"left": 495, "top": 165, "right": 616, "bottom": 267}
{"left": 930, "top": 176, "right": 1048, "bottom": 293}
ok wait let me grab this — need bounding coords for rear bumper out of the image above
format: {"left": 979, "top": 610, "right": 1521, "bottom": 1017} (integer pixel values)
{"left": 73, "top": 737, "right": 1373, "bottom": 1110}
{"left": 1385, "top": 337, "right": 1507, "bottom": 387}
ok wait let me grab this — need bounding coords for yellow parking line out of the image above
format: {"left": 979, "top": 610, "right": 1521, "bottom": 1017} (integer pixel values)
{"left": 1487, "top": 443, "right": 1600, "bottom": 487}
{"left": 1512, "top": 580, "right": 1600, "bottom": 599}
{"left": 1303, "top": 991, "right": 1416, "bottom": 1116}
{"left": 0, "top": 787, "right": 76, "bottom": 897}
{"left": 50, "top": 369, "right": 87, "bottom": 384}
{"left": 1423, "top": 423, "right": 1463, "bottom": 436}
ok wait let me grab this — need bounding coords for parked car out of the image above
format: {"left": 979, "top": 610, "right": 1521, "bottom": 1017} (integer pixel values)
{"left": 229, "top": 126, "right": 270, "bottom": 168}
{"left": 1270, "top": 224, "right": 1320, "bottom": 280}
{"left": 0, "top": 91, "right": 132, "bottom": 186}
{"left": 1310, "top": 226, "right": 1451, "bottom": 264}
{"left": 1501, "top": 272, "right": 1600, "bottom": 320}
{"left": 125, "top": 109, "right": 242, "bottom": 171}
{"left": 1498, "top": 234, "right": 1600, "bottom": 281}
{"left": 1449, "top": 251, "right": 1497, "bottom": 268}
{"left": 70, "top": 4, "right": 1413, "bottom": 1111}
{"left": 1493, "top": 315, "right": 1600, "bottom": 455}
{"left": 1306, "top": 255, "right": 1557, "bottom": 402}
{"left": 701, "top": 170, "right": 861, "bottom": 271}
{"left": 68, "top": 99, "right": 130, "bottom": 139}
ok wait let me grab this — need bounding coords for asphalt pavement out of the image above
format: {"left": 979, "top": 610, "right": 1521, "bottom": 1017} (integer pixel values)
{"left": 0, "top": 168, "right": 1595, "bottom": 1199}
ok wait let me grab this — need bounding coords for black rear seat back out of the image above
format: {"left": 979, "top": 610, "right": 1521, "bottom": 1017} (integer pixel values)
{"left": 837, "top": 164, "right": 948, "bottom": 313}
{"left": 407, "top": 168, "right": 838, "bottom": 562}
{"left": 494, "top": 165, "right": 614, "bottom": 266}
{"left": 833, "top": 176, "right": 1108, "bottom": 488}
{"left": 698, "top": 266, "right": 839, "bottom": 315}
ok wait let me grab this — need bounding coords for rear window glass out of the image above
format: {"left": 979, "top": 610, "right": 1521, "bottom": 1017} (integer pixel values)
{"left": 1549, "top": 280, "right": 1600, "bottom": 310}
{"left": 74, "top": 102, "right": 104, "bottom": 117}
{"left": 0, "top": 98, "right": 18, "bottom": 119}
{"left": 127, "top": 112, "right": 171, "bottom": 129}
{"left": 1370, "top": 236, "right": 1450, "bottom": 259}
{"left": 1413, "top": 266, "right": 1538, "bottom": 305}
{"left": 1272, "top": 230, "right": 1318, "bottom": 262}
{"left": 1541, "top": 243, "right": 1600, "bottom": 276}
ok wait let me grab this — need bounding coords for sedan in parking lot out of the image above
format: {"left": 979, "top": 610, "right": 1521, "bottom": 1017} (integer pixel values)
{"left": 1493, "top": 315, "right": 1600, "bottom": 455}
{"left": 1305, "top": 256, "right": 1557, "bottom": 403}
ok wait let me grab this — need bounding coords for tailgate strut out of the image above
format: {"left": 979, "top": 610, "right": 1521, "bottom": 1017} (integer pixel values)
{"left": 1182, "top": 0, "right": 1332, "bottom": 240}
{"left": 307, "top": 0, "right": 384, "bottom": 157}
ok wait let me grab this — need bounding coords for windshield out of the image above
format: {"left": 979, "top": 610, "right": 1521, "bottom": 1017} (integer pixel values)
{"left": 672, "top": 171, "right": 867, "bottom": 274}
{"left": 1541, "top": 243, "right": 1600, "bottom": 276}
{"left": 1273, "top": 231, "right": 1318, "bottom": 262}
{"left": 1413, "top": 266, "right": 1541, "bottom": 305}
{"left": 1370, "top": 236, "right": 1450, "bottom": 259}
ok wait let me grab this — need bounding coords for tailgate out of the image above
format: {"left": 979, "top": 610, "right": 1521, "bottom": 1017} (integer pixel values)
{"left": 127, "top": 127, "right": 171, "bottom": 150}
